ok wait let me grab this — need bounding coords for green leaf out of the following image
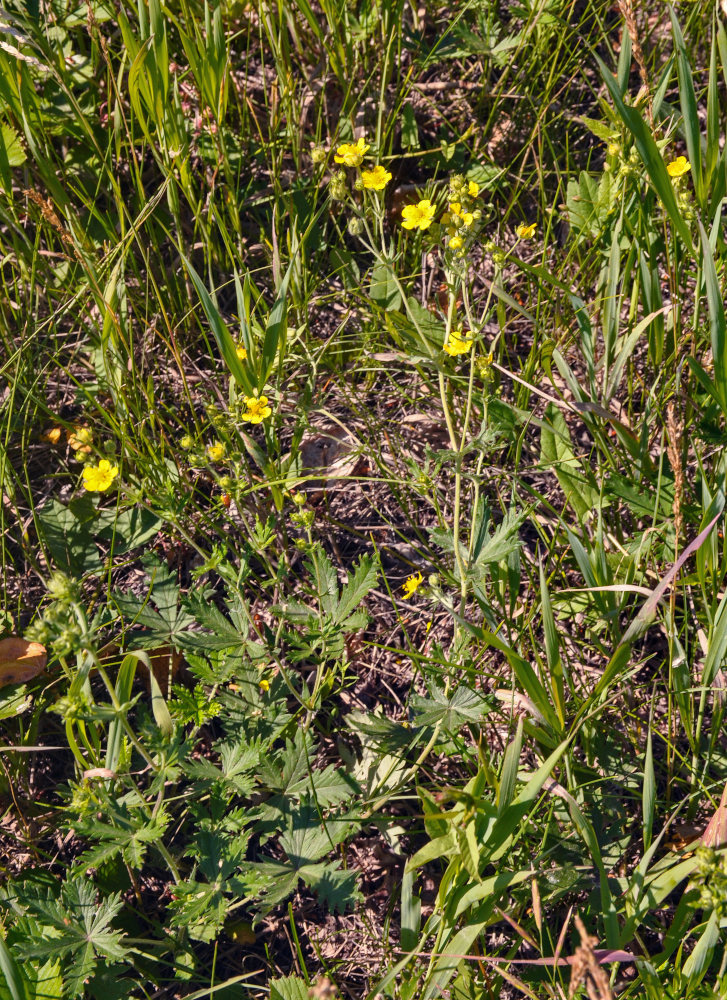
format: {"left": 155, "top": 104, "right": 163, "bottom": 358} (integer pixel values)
{"left": 271, "top": 978, "right": 310, "bottom": 1000}
{"left": 497, "top": 716, "right": 523, "bottom": 816}
{"left": 410, "top": 685, "right": 492, "bottom": 732}
{"left": 36, "top": 500, "right": 103, "bottom": 577}
{"left": 700, "top": 219, "right": 727, "bottom": 414}
{"left": 401, "top": 103, "right": 419, "bottom": 149}
{"left": 335, "top": 555, "right": 378, "bottom": 622}
{"left": 182, "top": 253, "right": 254, "bottom": 395}
{"left": 369, "top": 260, "right": 402, "bottom": 311}
{"left": 260, "top": 261, "right": 293, "bottom": 391}
{"left": 0, "top": 934, "right": 30, "bottom": 1000}
{"left": 669, "top": 9, "right": 703, "bottom": 205}
{"left": 683, "top": 910, "right": 720, "bottom": 985}
{"left": 540, "top": 404, "right": 600, "bottom": 522}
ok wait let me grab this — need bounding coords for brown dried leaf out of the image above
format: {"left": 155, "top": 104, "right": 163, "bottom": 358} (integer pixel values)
{"left": 701, "top": 783, "right": 727, "bottom": 849}
{"left": 0, "top": 637, "right": 47, "bottom": 687}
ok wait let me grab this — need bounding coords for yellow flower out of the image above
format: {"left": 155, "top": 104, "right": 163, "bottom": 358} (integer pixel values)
{"left": 334, "top": 137, "right": 369, "bottom": 167}
{"left": 667, "top": 155, "right": 690, "bottom": 178}
{"left": 242, "top": 394, "right": 272, "bottom": 424}
{"left": 468, "top": 181, "right": 479, "bottom": 197}
{"left": 207, "top": 442, "right": 226, "bottom": 462}
{"left": 42, "top": 427, "right": 62, "bottom": 445}
{"left": 236, "top": 344, "right": 247, "bottom": 361}
{"left": 401, "top": 200, "right": 436, "bottom": 230}
{"left": 82, "top": 459, "right": 118, "bottom": 493}
{"left": 461, "top": 212, "right": 474, "bottom": 227}
{"left": 402, "top": 572, "right": 424, "bottom": 598}
{"left": 449, "top": 202, "right": 462, "bottom": 216}
{"left": 361, "top": 165, "right": 392, "bottom": 190}
{"left": 516, "top": 222, "right": 537, "bottom": 239}
{"left": 449, "top": 235, "right": 463, "bottom": 250}
{"left": 259, "top": 678, "right": 270, "bottom": 692}
{"left": 443, "top": 329, "right": 473, "bottom": 356}
{"left": 67, "top": 426, "right": 93, "bottom": 453}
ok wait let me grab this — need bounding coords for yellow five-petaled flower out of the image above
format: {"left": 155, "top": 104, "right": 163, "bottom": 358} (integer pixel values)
{"left": 667, "top": 155, "right": 690, "bottom": 178}
{"left": 450, "top": 203, "right": 474, "bottom": 227}
{"left": 516, "top": 222, "right": 537, "bottom": 239}
{"left": 334, "top": 137, "right": 369, "bottom": 167}
{"left": 361, "top": 165, "right": 392, "bottom": 190}
{"left": 402, "top": 571, "right": 424, "bottom": 598}
{"left": 401, "top": 199, "right": 436, "bottom": 230}
{"left": 242, "top": 394, "right": 272, "bottom": 424}
{"left": 443, "top": 329, "right": 473, "bottom": 357}
{"left": 82, "top": 459, "right": 118, "bottom": 493}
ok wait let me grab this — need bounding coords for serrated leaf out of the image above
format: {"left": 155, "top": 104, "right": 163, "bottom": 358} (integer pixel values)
{"left": 410, "top": 685, "right": 492, "bottom": 732}
{"left": 271, "top": 978, "right": 310, "bottom": 1000}
{"left": 335, "top": 555, "right": 377, "bottom": 622}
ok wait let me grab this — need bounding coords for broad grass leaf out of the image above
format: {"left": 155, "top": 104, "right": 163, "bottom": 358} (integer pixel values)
{"left": 400, "top": 868, "right": 421, "bottom": 952}
{"left": 540, "top": 404, "right": 599, "bottom": 522}
{"left": 181, "top": 253, "right": 254, "bottom": 395}
{"left": 682, "top": 910, "right": 720, "bottom": 986}
{"left": 0, "top": 933, "right": 31, "bottom": 1000}
{"left": 0, "top": 638, "right": 46, "bottom": 687}
{"left": 699, "top": 219, "right": 727, "bottom": 413}
{"left": 670, "top": 9, "right": 703, "bottom": 204}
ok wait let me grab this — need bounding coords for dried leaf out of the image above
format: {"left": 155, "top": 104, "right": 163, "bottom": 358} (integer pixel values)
{"left": 701, "top": 782, "right": 727, "bottom": 848}
{"left": 0, "top": 637, "right": 47, "bottom": 687}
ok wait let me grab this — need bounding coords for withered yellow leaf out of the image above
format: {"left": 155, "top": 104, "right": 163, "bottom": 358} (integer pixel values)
{"left": 0, "top": 637, "right": 47, "bottom": 686}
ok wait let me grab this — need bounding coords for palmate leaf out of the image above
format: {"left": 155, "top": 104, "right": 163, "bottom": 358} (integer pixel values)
{"left": 112, "top": 554, "right": 195, "bottom": 647}
{"left": 19, "top": 883, "right": 127, "bottom": 999}
{"left": 243, "top": 856, "right": 360, "bottom": 916}
{"left": 410, "top": 685, "right": 493, "bottom": 733}
{"left": 243, "top": 801, "right": 361, "bottom": 916}
{"left": 74, "top": 809, "right": 170, "bottom": 872}
{"left": 181, "top": 591, "right": 248, "bottom": 651}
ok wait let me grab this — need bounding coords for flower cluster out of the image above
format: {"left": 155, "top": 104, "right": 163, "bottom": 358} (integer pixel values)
{"left": 693, "top": 846, "right": 727, "bottom": 919}
{"left": 25, "top": 572, "right": 83, "bottom": 659}
{"left": 399, "top": 175, "right": 484, "bottom": 256}
{"left": 331, "top": 136, "right": 392, "bottom": 200}
{"left": 441, "top": 175, "right": 482, "bottom": 256}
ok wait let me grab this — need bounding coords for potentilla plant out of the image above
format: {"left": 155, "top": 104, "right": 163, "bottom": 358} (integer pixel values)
{"left": 328, "top": 135, "right": 526, "bottom": 639}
